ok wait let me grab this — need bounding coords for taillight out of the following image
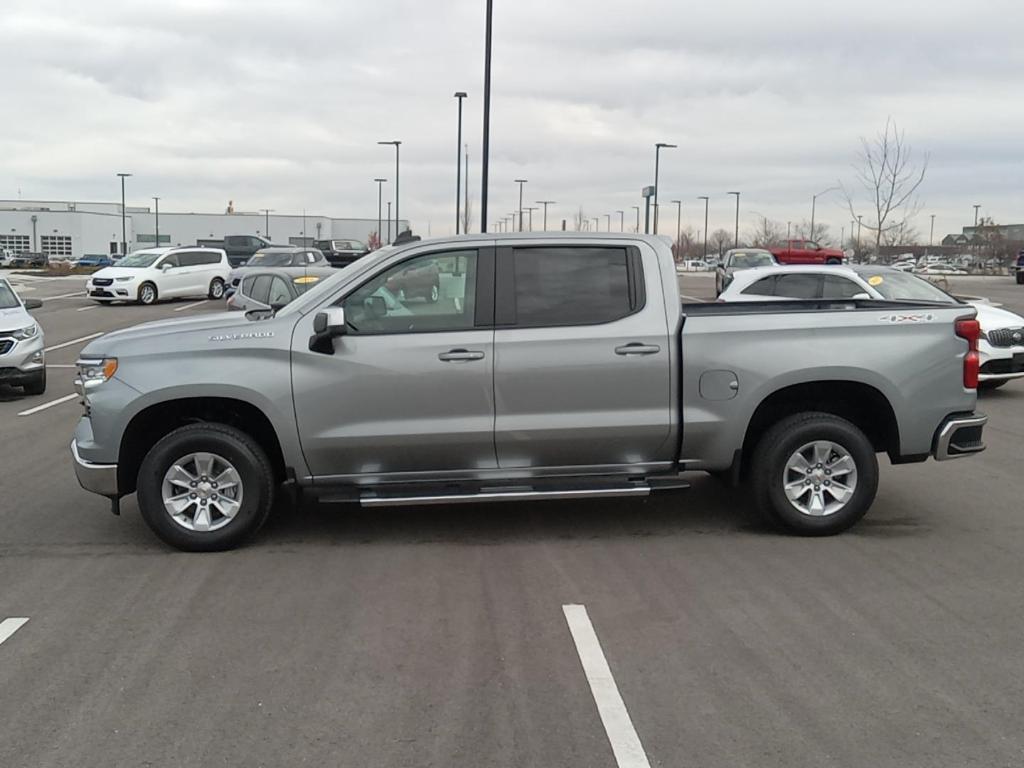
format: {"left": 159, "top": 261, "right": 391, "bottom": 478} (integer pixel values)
{"left": 956, "top": 318, "right": 981, "bottom": 389}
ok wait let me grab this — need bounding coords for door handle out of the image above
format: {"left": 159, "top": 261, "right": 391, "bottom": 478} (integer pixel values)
{"left": 438, "top": 349, "right": 485, "bottom": 362}
{"left": 615, "top": 343, "right": 661, "bottom": 356}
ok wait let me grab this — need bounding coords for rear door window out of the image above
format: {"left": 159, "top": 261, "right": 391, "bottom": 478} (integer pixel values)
{"left": 499, "top": 246, "right": 637, "bottom": 327}
{"left": 774, "top": 274, "right": 821, "bottom": 299}
{"left": 741, "top": 276, "right": 777, "bottom": 296}
{"left": 250, "top": 275, "right": 273, "bottom": 305}
{"left": 176, "top": 251, "right": 203, "bottom": 267}
{"left": 268, "top": 276, "right": 292, "bottom": 306}
{"left": 822, "top": 275, "right": 865, "bottom": 299}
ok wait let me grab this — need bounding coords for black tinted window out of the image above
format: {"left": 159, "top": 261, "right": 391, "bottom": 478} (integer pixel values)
{"left": 250, "top": 275, "right": 273, "bottom": 305}
{"left": 774, "top": 274, "right": 821, "bottom": 299}
{"left": 156, "top": 253, "right": 179, "bottom": 268}
{"left": 241, "top": 276, "right": 256, "bottom": 294}
{"left": 177, "top": 251, "right": 203, "bottom": 267}
{"left": 742, "top": 276, "right": 777, "bottom": 296}
{"left": 225, "top": 236, "right": 245, "bottom": 246}
{"left": 822, "top": 275, "right": 864, "bottom": 299}
{"left": 509, "top": 247, "right": 633, "bottom": 327}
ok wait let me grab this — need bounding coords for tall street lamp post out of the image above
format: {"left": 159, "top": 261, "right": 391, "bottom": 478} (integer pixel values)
{"left": 537, "top": 201, "right": 556, "bottom": 231}
{"left": 857, "top": 215, "right": 863, "bottom": 249}
{"left": 378, "top": 140, "right": 401, "bottom": 236}
{"left": 930, "top": 214, "right": 936, "bottom": 253}
{"left": 514, "top": 179, "right": 528, "bottom": 232}
{"left": 374, "top": 179, "right": 387, "bottom": 245}
{"left": 386, "top": 202, "right": 392, "bottom": 243}
{"left": 523, "top": 206, "right": 537, "bottom": 231}
{"left": 454, "top": 92, "right": 467, "bottom": 234}
{"left": 697, "top": 196, "right": 710, "bottom": 261}
{"left": 480, "top": 0, "right": 494, "bottom": 232}
{"left": 604, "top": 214, "right": 611, "bottom": 232}
{"left": 153, "top": 196, "right": 160, "bottom": 246}
{"left": 260, "top": 208, "right": 273, "bottom": 239}
{"left": 616, "top": 210, "right": 624, "bottom": 232}
{"left": 632, "top": 206, "right": 640, "bottom": 233}
{"left": 973, "top": 204, "right": 981, "bottom": 227}
{"left": 653, "top": 142, "right": 676, "bottom": 234}
{"left": 116, "top": 172, "right": 132, "bottom": 256}
{"left": 728, "top": 191, "right": 740, "bottom": 248}
{"left": 811, "top": 186, "right": 839, "bottom": 242}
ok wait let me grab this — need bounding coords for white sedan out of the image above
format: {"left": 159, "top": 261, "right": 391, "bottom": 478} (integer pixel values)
{"left": 718, "top": 264, "right": 1024, "bottom": 389}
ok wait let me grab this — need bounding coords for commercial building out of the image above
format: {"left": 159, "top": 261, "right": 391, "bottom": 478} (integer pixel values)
{"left": 0, "top": 199, "right": 407, "bottom": 258}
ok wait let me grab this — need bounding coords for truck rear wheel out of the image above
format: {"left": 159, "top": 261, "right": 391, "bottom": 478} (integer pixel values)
{"left": 750, "top": 413, "right": 878, "bottom": 535}
{"left": 136, "top": 423, "right": 275, "bottom": 551}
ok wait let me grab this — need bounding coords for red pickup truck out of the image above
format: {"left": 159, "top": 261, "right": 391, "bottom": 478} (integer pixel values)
{"left": 770, "top": 239, "right": 845, "bottom": 265}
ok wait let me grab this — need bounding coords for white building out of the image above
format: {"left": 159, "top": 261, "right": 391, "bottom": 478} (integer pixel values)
{"left": 0, "top": 199, "right": 408, "bottom": 258}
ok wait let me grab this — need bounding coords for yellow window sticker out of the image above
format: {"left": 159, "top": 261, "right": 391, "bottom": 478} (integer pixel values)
{"left": 867, "top": 276, "right": 884, "bottom": 286}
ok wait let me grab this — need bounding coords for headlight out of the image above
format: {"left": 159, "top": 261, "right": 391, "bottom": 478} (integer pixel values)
{"left": 75, "top": 357, "right": 118, "bottom": 391}
{"left": 115, "top": 276, "right": 134, "bottom": 282}
{"left": 12, "top": 324, "right": 38, "bottom": 340}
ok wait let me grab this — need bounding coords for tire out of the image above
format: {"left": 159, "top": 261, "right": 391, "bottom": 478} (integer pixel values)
{"left": 136, "top": 423, "right": 275, "bottom": 551}
{"left": 825, "top": 258, "right": 842, "bottom": 265}
{"left": 979, "top": 380, "right": 1007, "bottom": 391}
{"left": 208, "top": 278, "right": 225, "bottom": 300}
{"left": 750, "top": 412, "right": 879, "bottom": 536}
{"left": 427, "top": 283, "right": 439, "bottom": 303}
{"left": 1016, "top": 273, "right": 1024, "bottom": 285}
{"left": 137, "top": 282, "right": 158, "bottom": 305}
{"left": 22, "top": 369, "right": 46, "bottom": 396}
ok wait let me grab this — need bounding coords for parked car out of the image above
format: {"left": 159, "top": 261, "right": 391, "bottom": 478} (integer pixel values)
{"left": 70, "top": 233, "right": 987, "bottom": 551}
{"left": 78, "top": 254, "right": 116, "bottom": 269}
{"left": 226, "top": 267, "right": 337, "bottom": 312}
{"left": 195, "top": 235, "right": 274, "bottom": 268}
{"left": 85, "top": 246, "right": 230, "bottom": 305}
{"left": 714, "top": 248, "right": 777, "bottom": 295}
{"left": 769, "top": 239, "right": 845, "bottom": 265}
{"left": 313, "top": 239, "right": 369, "bottom": 268}
{"left": 10, "top": 252, "right": 48, "bottom": 268}
{"left": 1013, "top": 250, "right": 1024, "bottom": 285}
{"left": 915, "top": 264, "right": 968, "bottom": 276}
{"left": 226, "top": 247, "right": 329, "bottom": 296}
{"left": 718, "top": 264, "right": 1024, "bottom": 389}
{"left": 0, "top": 277, "right": 46, "bottom": 394}
{"left": 0, "top": 249, "right": 16, "bottom": 268}
{"left": 891, "top": 260, "right": 917, "bottom": 272}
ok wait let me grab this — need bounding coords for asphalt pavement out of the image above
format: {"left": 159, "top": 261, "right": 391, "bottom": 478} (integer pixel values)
{"left": 2, "top": 272, "right": 1024, "bottom": 767}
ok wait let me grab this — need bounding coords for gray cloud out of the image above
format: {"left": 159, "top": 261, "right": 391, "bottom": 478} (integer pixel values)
{"left": 1, "top": 0, "right": 1021, "bottom": 240}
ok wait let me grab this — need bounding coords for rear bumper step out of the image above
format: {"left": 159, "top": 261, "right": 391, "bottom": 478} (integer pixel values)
{"left": 933, "top": 413, "right": 988, "bottom": 461}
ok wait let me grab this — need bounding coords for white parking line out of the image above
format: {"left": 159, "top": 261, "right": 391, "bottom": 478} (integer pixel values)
{"left": 17, "top": 393, "right": 78, "bottom": 417}
{"left": 44, "top": 332, "right": 103, "bottom": 353}
{"left": 173, "top": 300, "right": 209, "bottom": 312}
{"left": 40, "top": 291, "right": 88, "bottom": 300}
{"left": 563, "top": 604, "right": 651, "bottom": 768}
{"left": 76, "top": 305, "right": 97, "bottom": 312}
{"left": 0, "top": 618, "right": 30, "bottom": 646}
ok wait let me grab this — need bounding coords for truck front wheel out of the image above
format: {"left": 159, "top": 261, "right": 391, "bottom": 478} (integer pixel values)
{"left": 136, "top": 423, "right": 275, "bottom": 551}
{"left": 750, "top": 413, "right": 878, "bottom": 535}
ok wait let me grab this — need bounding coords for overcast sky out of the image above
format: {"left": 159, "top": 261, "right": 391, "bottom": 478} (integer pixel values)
{"left": 2, "top": 0, "right": 1021, "bottom": 241}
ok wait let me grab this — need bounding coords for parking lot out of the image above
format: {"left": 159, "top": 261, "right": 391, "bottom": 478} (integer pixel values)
{"left": 2, "top": 272, "right": 1024, "bottom": 767}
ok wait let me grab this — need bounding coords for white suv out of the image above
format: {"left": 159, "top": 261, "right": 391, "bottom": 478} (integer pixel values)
{"left": 86, "top": 247, "right": 230, "bottom": 305}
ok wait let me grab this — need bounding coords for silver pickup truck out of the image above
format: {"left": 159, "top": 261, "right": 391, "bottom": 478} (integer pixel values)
{"left": 71, "top": 234, "right": 987, "bottom": 551}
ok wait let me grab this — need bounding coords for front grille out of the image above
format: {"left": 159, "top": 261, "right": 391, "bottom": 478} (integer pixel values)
{"left": 91, "top": 278, "right": 113, "bottom": 287}
{"left": 981, "top": 358, "right": 1024, "bottom": 375}
{"left": 0, "top": 339, "right": 13, "bottom": 355}
{"left": 987, "top": 327, "right": 1024, "bottom": 348}
{"left": 90, "top": 290, "right": 114, "bottom": 298}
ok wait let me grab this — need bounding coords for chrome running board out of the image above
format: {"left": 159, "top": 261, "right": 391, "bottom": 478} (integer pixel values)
{"left": 360, "top": 485, "right": 652, "bottom": 508}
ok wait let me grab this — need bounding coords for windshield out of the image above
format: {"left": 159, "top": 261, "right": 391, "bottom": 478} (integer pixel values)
{"left": 0, "top": 281, "right": 20, "bottom": 309}
{"left": 247, "top": 252, "right": 296, "bottom": 267}
{"left": 116, "top": 252, "right": 161, "bottom": 268}
{"left": 865, "top": 271, "right": 958, "bottom": 303}
{"left": 731, "top": 252, "right": 775, "bottom": 269}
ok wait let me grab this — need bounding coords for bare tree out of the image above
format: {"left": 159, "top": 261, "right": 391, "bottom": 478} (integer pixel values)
{"left": 573, "top": 207, "right": 587, "bottom": 232}
{"left": 749, "top": 215, "right": 784, "bottom": 248}
{"left": 882, "top": 220, "right": 921, "bottom": 247}
{"left": 842, "top": 118, "right": 928, "bottom": 254}
{"left": 792, "top": 219, "right": 834, "bottom": 247}
{"left": 710, "top": 228, "right": 733, "bottom": 255}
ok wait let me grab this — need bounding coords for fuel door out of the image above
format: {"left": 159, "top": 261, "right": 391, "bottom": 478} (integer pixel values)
{"left": 699, "top": 370, "right": 739, "bottom": 401}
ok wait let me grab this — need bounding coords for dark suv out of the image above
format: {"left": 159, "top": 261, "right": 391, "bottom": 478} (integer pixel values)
{"left": 1015, "top": 250, "right": 1024, "bottom": 285}
{"left": 221, "top": 235, "right": 273, "bottom": 268}
{"left": 313, "top": 239, "right": 368, "bottom": 268}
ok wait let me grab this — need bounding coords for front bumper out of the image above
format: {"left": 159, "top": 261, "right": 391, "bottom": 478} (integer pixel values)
{"left": 0, "top": 332, "right": 45, "bottom": 382}
{"left": 979, "top": 342, "right": 1024, "bottom": 381}
{"left": 933, "top": 413, "right": 987, "bottom": 461}
{"left": 71, "top": 439, "right": 119, "bottom": 497}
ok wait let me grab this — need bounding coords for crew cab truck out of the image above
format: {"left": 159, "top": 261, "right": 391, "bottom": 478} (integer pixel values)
{"left": 770, "top": 238, "right": 845, "bottom": 265}
{"left": 70, "top": 234, "right": 987, "bottom": 551}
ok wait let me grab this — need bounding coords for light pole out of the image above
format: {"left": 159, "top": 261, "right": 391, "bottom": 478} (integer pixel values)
{"left": 523, "top": 206, "right": 538, "bottom": 231}
{"left": 697, "top": 196, "right": 709, "bottom": 261}
{"left": 454, "top": 91, "right": 467, "bottom": 234}
{"left": 537, "top": 201, "right": 556, "bottom": 231}
{"left": 632, "top": 206, "right": 641, "bottom": 233}
{"left": 973, "top": 204, "right": 981, "bottom": 227}
{"left": 480, "top": 0, "right": 493, "bottom": 232}
{"left": 378, "top": 140, "right": 401, "bottom": 236}
{"left": 653, "top": 142, "right": 676, "bottom": 234}
{"left": 153, "top": 196, "right": 160, "bottom": 246}
{"left": 116, "top": 172, "right": 132, "bottom": 256}
{"left": 374, "top": 179, "right": 387, "bottom": 245}
{"left": 593, "top": 217, "right": 600, "bottom": 232}
{"left": 616, "top": 210, "right": 624, "bottom": 232}
{"left": 514, "top": 179, "right": 528, "bottom": 231}
{"left": 671, "top": 200, "right": 682, "bottom": 256}
{"left": 386, "top": 202, "right": 392, "bottom": 243}
{"left": 260, "top": 208, "right": 273, "bottom": 239}
{"left": 604, "top": 214, "right": 611, "bottom": 232}
{"left": 857, "top": 215, "right": 863, "bottom": 249}
{"left": 930, "top": 214, "right": 936, "bottom": 253}
{"left": 728, "top": 191, "right": 740, "bottom": 248}
{"left": 811, "top": 186, "right": 839, "bottom": 242}
{"left": 464, "top": 144, "right": 470, "bottom": 234}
